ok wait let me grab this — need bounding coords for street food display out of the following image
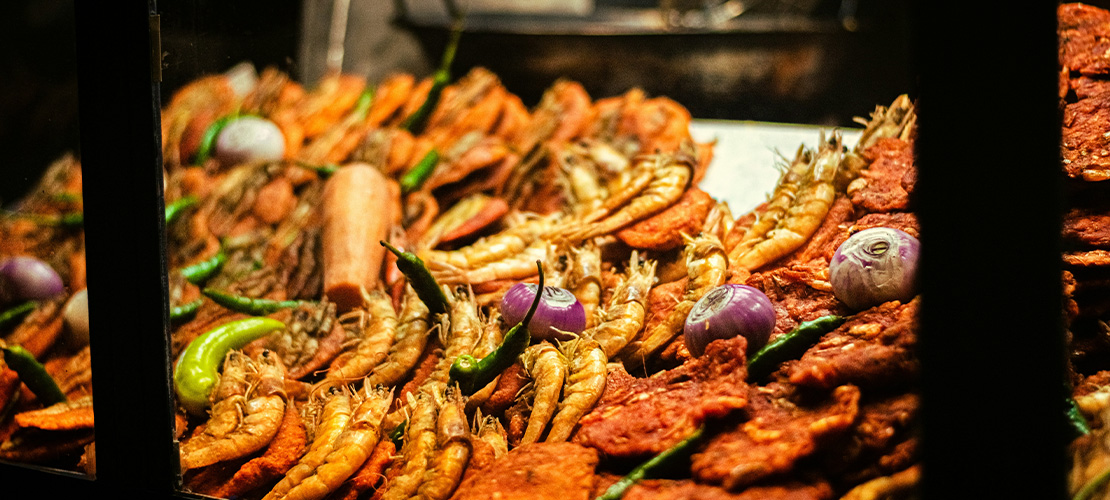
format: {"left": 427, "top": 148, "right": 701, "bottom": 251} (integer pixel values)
{"left": 0, "top": 10, "right": 943, "bottom": 500}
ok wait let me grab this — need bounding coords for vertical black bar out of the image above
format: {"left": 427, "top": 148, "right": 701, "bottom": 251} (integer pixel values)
{"left": 913, "top": 3, "right": 1066, "bottom": 499}
{"left": 75, "top": 0, "right": 176, "bottom": 497}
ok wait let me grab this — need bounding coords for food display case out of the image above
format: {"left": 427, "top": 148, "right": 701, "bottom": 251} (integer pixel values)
{"left": 0, "top": 1, "right": 1072, "bottom": 499}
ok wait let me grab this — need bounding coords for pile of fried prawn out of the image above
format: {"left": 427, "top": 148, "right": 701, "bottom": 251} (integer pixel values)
{"left": 1, "top": 60, "right": 935, "bottom": 499}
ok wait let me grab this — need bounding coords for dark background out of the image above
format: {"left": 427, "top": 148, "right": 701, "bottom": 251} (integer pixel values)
{"left": 0, "top": 0, "right": 910, "bottom": 204}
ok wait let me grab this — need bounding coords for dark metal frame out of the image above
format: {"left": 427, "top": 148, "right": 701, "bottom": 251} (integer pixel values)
{"left": 0, "top": 1, "right": 1070, "bottom": 498}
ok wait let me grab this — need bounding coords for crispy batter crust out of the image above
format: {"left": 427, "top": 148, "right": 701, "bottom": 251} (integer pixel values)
{"left": 449, "top": 443, "right": 599, "bottom": 500}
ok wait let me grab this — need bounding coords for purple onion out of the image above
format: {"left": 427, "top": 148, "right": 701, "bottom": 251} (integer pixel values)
{"left": 501, "top": 283, "right": 585, "bottom": 341}
{"left": 0, "top": 256, "right": 64, "bottom": 303}
{"left": 830, "top": 227, "right": 920, "bottom": 310}
{"left": 684, "top": 284, "right": 775, "bottom": 357}
{"left": 214, "top": 116, "right": 285, "bottom": 166}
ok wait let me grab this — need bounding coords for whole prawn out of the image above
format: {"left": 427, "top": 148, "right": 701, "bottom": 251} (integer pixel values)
{"left": 364, "top": 284, "right": 430, "bottom": 388}
{"left": 415, "top": 388, "right": 471, "bottom": 500}
{"left": 566, "top": 241, "right": 602, "bottom": 329}
{"left": 272, "top": 385, "right": 393, "bottom": 500}
{"left": 731, "top": 132, "right": 842, "bottom": 271}
{"left": 545, "top": 337, "right": 607, "bottom": 443}
{"left": 588, "top": 253, "right": 657, "bottom": 358}
{"left": 181, "top": 350, "right": 288, "bottom": 471}
{"left": 520, "top": 341, "right": 568, "bottom": 445}
{"left": 377, "top": 392, "right": 439, "bottom": 500}
{"left": 564, "top": 145, "right": 695, "bottom": 242}
{"left": 728, "top": 145, "right": 812, "bottom": 263}
{"left": 431, "top": 239, "right": 550, "bottom": 285}
{"left": 419, "top": 214, "right": 555, "bottom": 271}
{"left": 264, "top": 386, "right": 353, "bottom": 500}
{"left": 326, "top": 290, "right": 397, "bottom": 384}
{"left": 621, "top": 233, "right": 728, "bottom": 367}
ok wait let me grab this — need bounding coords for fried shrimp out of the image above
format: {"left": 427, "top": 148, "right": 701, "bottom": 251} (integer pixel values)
{"left": 564, "top": 146, "right": 695, "bottom": 242}
{"left": 520, "top": 341, "right": 568, "bottom": 444}
{"left": 431, "top": 239, "right": 550, "bottom": 285}
{"left": 621, "top": 233, "right": 727, "bottom": 366}
{"left": 415, "top": 388, "right": 471, "bottom": 500}
{"left": 731, "top": 133, "right": 843, "bottom": 271}
{"left": 567, "top": 241, "right": 602, "bottom": 328}
{"left": 264, "top": 386, "right": 353, "bottom": 500}
{"left": 181, "top": 350, "right": 288, "bottom": 471}
{"left": 326, "top": 290, "right": 398, "bottom": 384}
{"left": 589, "top": 253, "right": 657, "bottom": 358}
{"left": 377, "top": 392, "right": 439, "bottom": 500}
{"left": 728, "top": 146, "right": 812, "bottom": 263}
{"left": 474, "top": 413, "right": 509, "bottom": 459}
{"left": 276, "top": 385, "right": 392, "bottom": 500}
{"left": 419, "top": 214, "right": 554, "bottom": 271}
{"left": 546, "top": 337, "right": 607, "bottom": 442}
{"left": 364, "top": 284, "right": 430, "bottom": 387}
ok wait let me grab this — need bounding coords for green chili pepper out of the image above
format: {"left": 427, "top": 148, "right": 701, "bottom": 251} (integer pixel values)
{"left": 194, "top": 114, "right": 242, "bottom": 165}
{"left": 0, "top": 301, "right": 36, "bottom": 330}
{"left": 202, "top": 288, "right": 302, "bottom": 316}
{"left": 390, "top": 419, "right": 407, "bottom": 448}
{"left": 296, "top": 161, "right": 340, "bottom": 177}
{"left": 170, "top": 298, "right": 204, "bottom": 325}
{"left": 399, "top": 149, "right": 440, "bottom": 195}
{"left": 595, "top": 426, "right": 706, "bottom": 500}
{"left": 2, "top": 210, "right": 83, "bottom": 228}
{"left": 746, "top": 315, "right": 845, "bottom": 381}
{"left": 400, "top": 18, "right": 463, "bottom": 134}
{"left": 165, "top": 195, "right": 198, "bottom": 224}
{"left": 1075, "top": 465, "right": 1110, "bottom": 500}
{"left": 353, "top": 87, "right": 375, "bottom": 117}
{"left": 174, "top": 317, "right": 286, "bottom": 415}
{"left": 1067, "top": 395, "right": 1092, "bottom": 438}
{"left": 50, "top": 192, "right": 83, "bottom": 203}
{"left": 380, "top": 240, "right": 449, "bottom": 316}
{"left": 2, "top": 344, "right": 66, "bottom": 406}
{"left": 180, "top": 248, "right": 227, "bottom": 285}
{"left": 450, "top": 261, "right": 543, "bottom": 395}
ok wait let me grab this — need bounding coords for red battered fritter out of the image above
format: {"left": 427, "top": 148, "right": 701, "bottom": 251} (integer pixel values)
{"left": 739, "top": 263, "right": 849, "bottom": 338}
{"left": 621, "top": 478, "right": 835, "bottom": 500}
{"left": 575, "top": 336, "right": 749, "bottom": 458}
{"left": 784, "top": 299, "right": 920, "bottom": 390}
{"left": 448, "top": 443, "right": 599, "bottom": 500}
{"left": 824, "top": 393, "right": 919, "bottom": 486}
{"left": 1059, "top": 3, "right": 1110, "bottom": 76}
{"left": 690, "top": 383, "right": 860, "bottom": 490}
{"left": 1064, "top": 208, "right": 1110, "bottom": 248}
{"left": 847, "top": 138, "right": 914, "bottom": 213}
{"left": 1062, "top": 93, "right": 1110, "bottom": 181}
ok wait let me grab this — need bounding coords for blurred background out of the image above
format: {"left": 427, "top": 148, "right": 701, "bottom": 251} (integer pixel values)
{"left": 1, "top": 0, "right": 914, "bottom": 203}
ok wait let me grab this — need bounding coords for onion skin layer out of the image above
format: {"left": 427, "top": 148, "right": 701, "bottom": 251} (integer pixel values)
{"left": 684, "top": 284, "right": 774, "bottom": 358}
{"left": 501, "top": 283, "right": 585, "bottom": 341}
{"left": 830, "top": 227, "right": 919, "bottom": 311}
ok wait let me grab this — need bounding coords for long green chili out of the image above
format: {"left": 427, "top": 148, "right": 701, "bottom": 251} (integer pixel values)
{"left": 202, "top": 288, "right": 303, "bottom": 316}
{"left": 174, "top": 317, "right": 286, "bottom": 415}
{"left": 2, "top": 210, "right": 83, "bottom": 228}
{"left": 170, "top": 298, "right": 204, "bottom": 324}
{"left": 595, "top": 426, "right": 706, "bottom": 500}
{"left": 1075, "top": 465, "right": 1110, "bottom": 500}
{"left": 389, "top": 419, "right": 407, "bottom": 448}
{"left": 380, "top": 240, "right": 449, "bottom": 316}
{"left": 746, "top": 315, "right": 845, "bottom": 381}
{"left": 180, "top": 248, "right": 227, "bottom": 285}
{"left": 450, "top": 261, "right": 542, "bottom": 395}
{"left": 2, "top": 343, "right": 66, "bottom": 406}
{"left": 1067, "top": 395, "right": 1092, "bottom": 438}
{"left": 165, "top": 195, "right": 198, "bottom": 224}
{"left": 194, "top": 114, "right": 241, "bottom": 165}
{"left": 296, "top": 161, "right": 340, "bottom": 177}
{"left": 399, "top": 149, "right": 440, "bottom": 195}
{"left": 400, "top": 17, "right": 463, "bottom": 134}
{"left": 0, "top": 301, "right": 36, "bottom": 330}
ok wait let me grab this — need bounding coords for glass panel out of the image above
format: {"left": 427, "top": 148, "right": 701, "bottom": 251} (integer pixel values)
{"left": 0, "top": 0, "right": 94, "bottom": 478}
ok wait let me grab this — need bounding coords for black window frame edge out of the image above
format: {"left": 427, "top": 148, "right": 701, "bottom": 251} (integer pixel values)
{"left": 0, "top": 1, "right": 1071, "bottom": 498}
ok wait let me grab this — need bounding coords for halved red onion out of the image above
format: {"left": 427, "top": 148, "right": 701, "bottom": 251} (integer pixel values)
{"left": 0, "top": 256, "right": 64, "bottom": 303}
{"left": 683, "top": 284, "right": 775, "bottom": 358}
{"left": 830, "top": 227, "right": 920, "bottom": 310}
{"left": 501, "top": 283, "right": 585, "bottom": 341}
